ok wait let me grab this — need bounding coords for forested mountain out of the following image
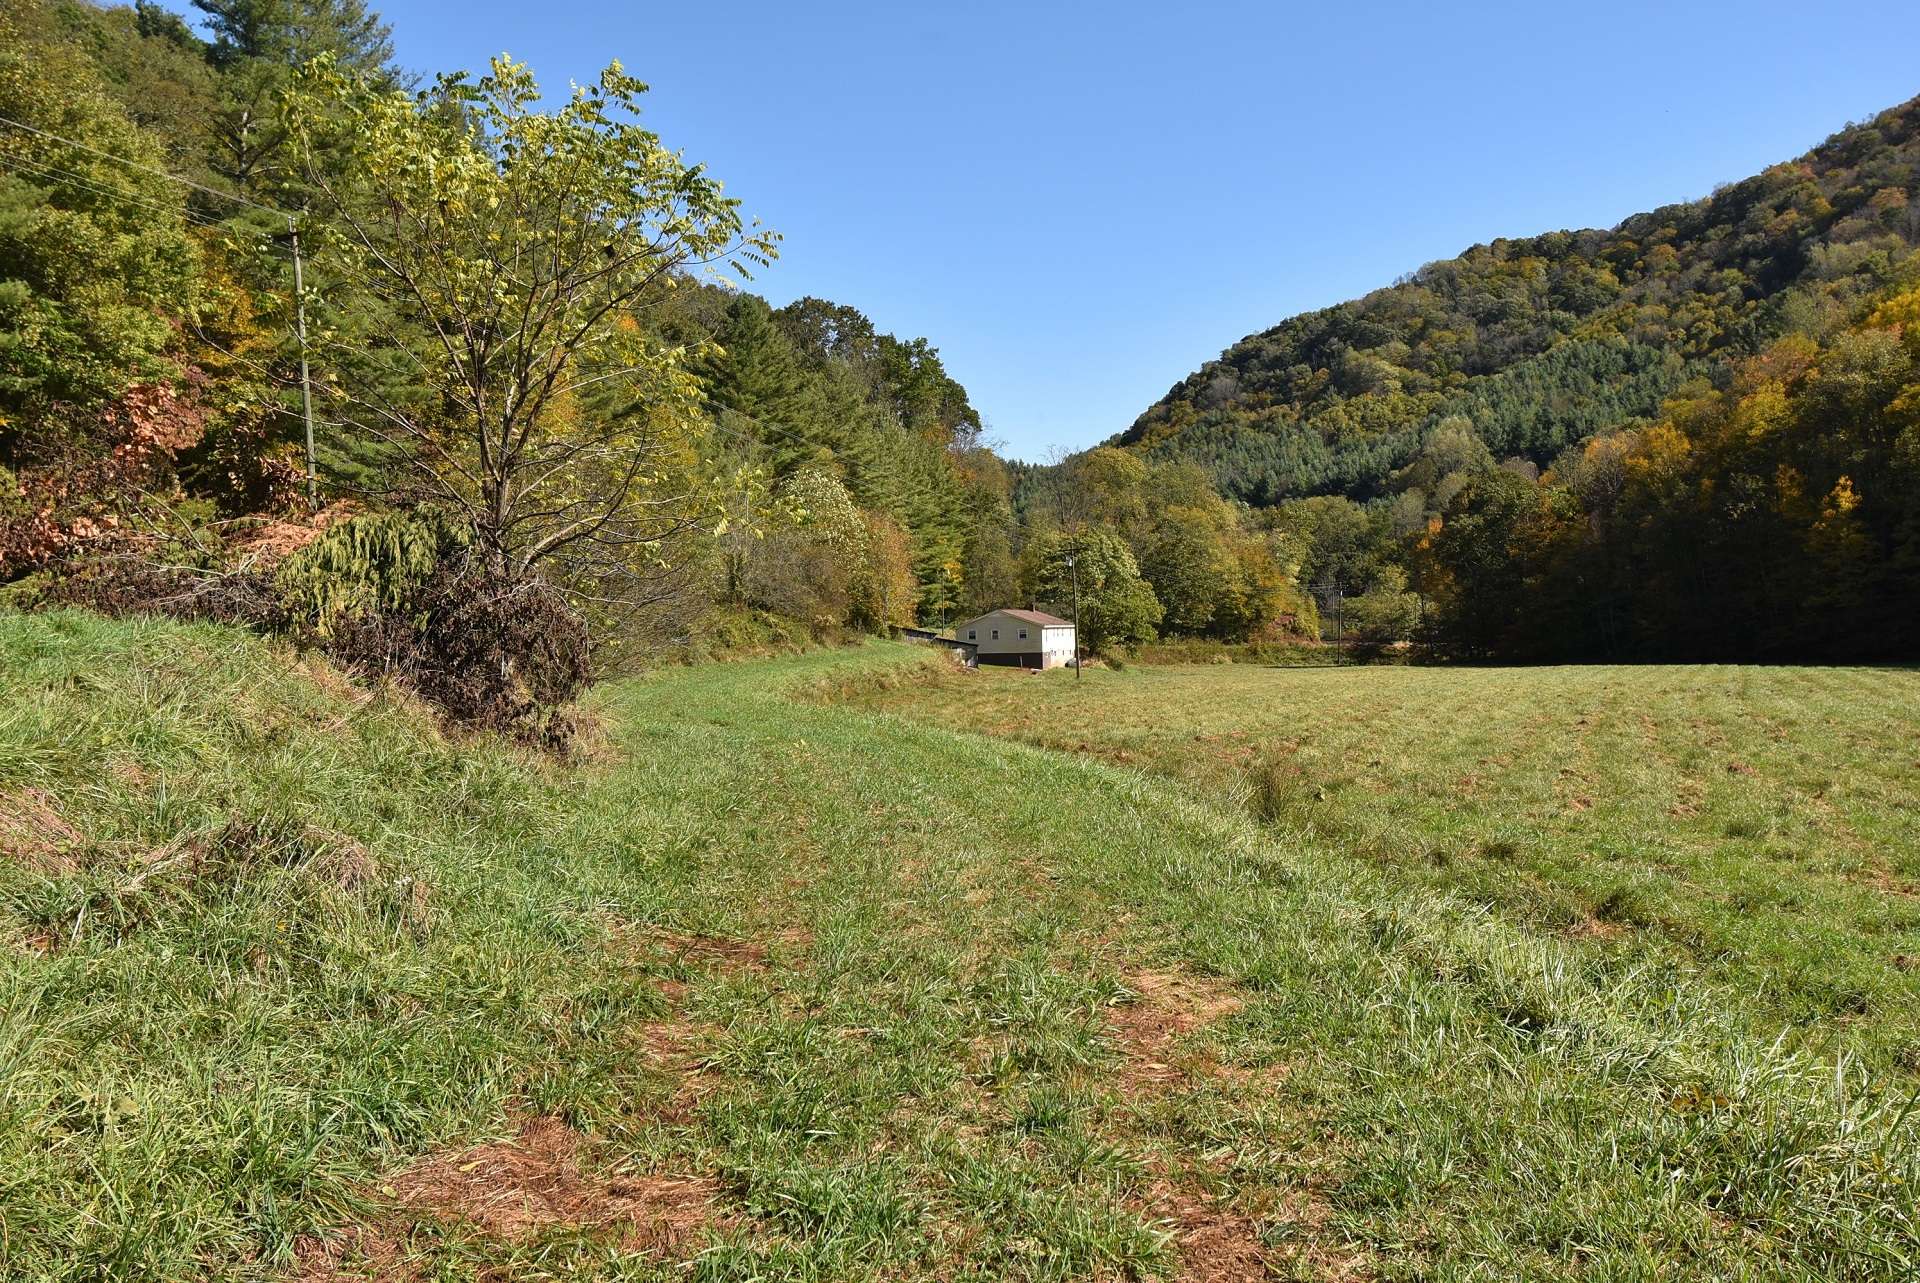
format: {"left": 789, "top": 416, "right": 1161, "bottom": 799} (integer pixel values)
{"left": 1096, "top": 93, "right": 1920, "bottom": 662}
{"left": 1121, "top": 96, "right": 1920, "bottom": 503}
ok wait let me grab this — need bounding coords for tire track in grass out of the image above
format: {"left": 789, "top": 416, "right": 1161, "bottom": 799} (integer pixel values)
{"left": 816, "top": 651, "right": 1920, "bottom": 1275}
{"left": 1107, "top": 969, "right": 1267, "bottom": 1282}
{"left": 1095, "top": 961, "right": 1371, "bottom": 1283}
{"left": 705, "top": 675, "right": 1364, "bottom": 1279}
{"left": 279, "top": 683, "right": 839, "bottom": 1276}
{"left": 288, "top": 921, "right": 794, "bottom": 1279}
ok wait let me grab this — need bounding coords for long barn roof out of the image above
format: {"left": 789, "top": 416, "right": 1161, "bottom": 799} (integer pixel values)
{"left": 959, "top": 608, "right": 1072, "bottom": 628}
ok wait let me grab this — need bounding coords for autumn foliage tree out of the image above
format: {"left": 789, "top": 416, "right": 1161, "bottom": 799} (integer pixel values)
{"left": 1022, "top": 529, "right": 1162, "bottom": 654}
{"left": 852, "top": 511, "right": 918, "bottom": 630}
{"left": 283, "top": 54, "right": 776, "bottom": 602}
{"left": 0, "top": 9, "right": 205, "bottom": 575}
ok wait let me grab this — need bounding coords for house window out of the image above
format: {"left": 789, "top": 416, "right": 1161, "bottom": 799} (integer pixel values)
{"left": 1018, "top": 629, "right": 1028, "bottom": 639}
{"left": 991, "top": 629, "right": 999, "bottom": 640}
{"left": 967, "top": 629, "right": 976, "bottom": 640}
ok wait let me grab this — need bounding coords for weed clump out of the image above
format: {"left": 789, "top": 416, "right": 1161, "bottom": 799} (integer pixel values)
{"left": 1248, "top": 759, "right": 1312, "bottom": 823}
{"left": 8, "top": 808, "right": 427, "bottom": 951}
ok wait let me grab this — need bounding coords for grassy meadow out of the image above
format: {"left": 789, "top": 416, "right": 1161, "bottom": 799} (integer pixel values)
{"left": 841, "top": 656, "right": 1920, "bottom": 1075}
{"left": 3, "top": 613, "right": 1919, "bottom": 1281}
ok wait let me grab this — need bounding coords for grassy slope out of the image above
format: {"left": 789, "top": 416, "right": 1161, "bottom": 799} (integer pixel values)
{"left": 2, "top": 615, "right": 1917, "bottom": 1281}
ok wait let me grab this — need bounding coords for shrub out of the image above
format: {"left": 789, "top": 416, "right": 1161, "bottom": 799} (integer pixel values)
{"left": 31, "top": 509, "right": 590, "bottom": 746}
{"left": 317, "top": 554, "right": 589, "bottom": 747}
{"left": 30, "top": 554, "right": 286, "bottom": 630}
{"left": 276, "top": 509, "right": 469, "bottom": 636}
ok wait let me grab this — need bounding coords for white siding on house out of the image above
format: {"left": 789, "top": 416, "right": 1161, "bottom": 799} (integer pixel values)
{"left": 1040, "top": 625, "right": 1075, "bottom": 666}
{"left": 954, "top": 610, "right": 1076, "bottom": 669}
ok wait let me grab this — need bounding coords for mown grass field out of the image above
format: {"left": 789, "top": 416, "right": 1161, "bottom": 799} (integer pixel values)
{"left": 3, "top": 615, "right": 1918, "bottom": 1281}
{"left": 843, "top": 655, "right": 1920, "bottom": 1076}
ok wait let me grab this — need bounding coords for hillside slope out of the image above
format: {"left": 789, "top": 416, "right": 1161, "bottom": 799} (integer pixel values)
{"left": 2, "top": 614, "right": 1918, "bottom": 1279}
{"left": 1119, "top": 94, "right": 1920, "bottom": 502}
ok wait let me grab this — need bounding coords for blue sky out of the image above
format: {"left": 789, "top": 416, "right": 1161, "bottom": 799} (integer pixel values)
{"left": 192, "top": 0, "right": 1920, "bottom": 460}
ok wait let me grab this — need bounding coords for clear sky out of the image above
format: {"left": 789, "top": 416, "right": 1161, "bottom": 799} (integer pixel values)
{"left": 190, "top": 0, "right": 1920, "bottom": 460}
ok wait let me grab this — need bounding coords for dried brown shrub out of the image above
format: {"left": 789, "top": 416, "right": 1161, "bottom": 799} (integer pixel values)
{"left": 0, "top": 382, "right": 212, "bottom": 579}
{"left": 315, "top": 556, "right": 590, "bottom": 746}
{"left": 31, "top": 537, "right": 590, "bottom": 746}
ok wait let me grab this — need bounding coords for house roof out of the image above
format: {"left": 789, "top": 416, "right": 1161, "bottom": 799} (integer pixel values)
{"left": 959, "top": 608, "right": 1072, "bottom": 628}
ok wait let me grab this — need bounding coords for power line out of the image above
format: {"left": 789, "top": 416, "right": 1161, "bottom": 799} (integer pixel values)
{"left": 0, "top": 154, "right": 301, "bottom": 274}
{"left": 0, "top": 113, "right": 318, "bottom": 506}
{"left": 0, "top": 151, "right": 299, "bottom": 270}
{"left": 0, "top": 110, "right": 284, "bottom": 216}
{"left": 0, "top": 110, "right": 835, "bottom": 515}
{"left": 0, "top": 152, "right": 236, "bottom": 234}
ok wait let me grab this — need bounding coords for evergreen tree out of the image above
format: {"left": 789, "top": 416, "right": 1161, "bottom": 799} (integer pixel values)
{"left": 192, "top": 0, "right": 394, "bottom": 71}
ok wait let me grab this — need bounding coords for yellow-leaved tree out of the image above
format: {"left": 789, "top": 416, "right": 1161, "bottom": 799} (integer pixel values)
{"left": 282, "top": 54, "right": 777, "bottom": 614}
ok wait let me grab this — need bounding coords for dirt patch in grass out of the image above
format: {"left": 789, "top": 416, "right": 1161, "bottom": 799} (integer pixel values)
{"left": 1859, "top": 866, "right": 1920, "bottom": 899}
{"left": 1108, "top": 969, "right": 1245, "bottom": 1092}
{"left": 632, "top": 997, "right": 724, "bottom": 1123}
{"left": 637, "top": 1013, "right": 703, "bottom": 1072}
{"left": 1104, "top": 969, "right": 1369, "bottom": 1280}
{"left": 1565, "top": 914, "right": 1629, "bottom": 941}
{"left": 666, "top": 930, "right": 767, "bottom": 972}
{"left": 1146, "top": 1178, "right": 1269, "bottom": 1282}
{"left": 620, "top": 924, "right": 814, "bottom": 974}
{"left": 292, "top": 1117, "right": 722, "bottom": 1279}
{"left": 388, "top": 1117, "right": 717, "bottom": 1241}
{"left": 301, "top": 830, "right": 381, "bottom": 891}
{"left": 603, "top": 922, "right": 820, "bottom": 1119}
{"left": 1104, "top": 972, "right": 1279, "bottom": 1279}
{"left": 1265, "top": 1188, "right": 1373, "bottom": 1282}
{"left": 0, "top": 787, "right": 85, "bottom": 873}
{"left": 289, "top": 1226, "right": 409, "bottom": 1282}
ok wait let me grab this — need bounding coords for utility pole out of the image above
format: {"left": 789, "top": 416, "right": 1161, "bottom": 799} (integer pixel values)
{"left": 1068, "top": 552, "right": 1082, "bottom": 681}
{"left": 290, "top": 216, "right": 317, "bottom": 511}
{"left": 0, "top": 115, "right": 314, "bottom": 503}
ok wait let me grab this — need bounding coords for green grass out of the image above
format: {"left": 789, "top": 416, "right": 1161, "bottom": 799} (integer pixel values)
{"left": 3, "top": 614, "right": 1918, "bottom": 1280}
{"left": 843, "top": 655, "right": 1920, "bottom": 1075}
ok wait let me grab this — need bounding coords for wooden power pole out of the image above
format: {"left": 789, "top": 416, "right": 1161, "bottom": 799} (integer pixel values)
{"left": 291, "top": 216, "right": 317, "bottom": 510}
{"left": 1068, "top": 552, "right": 1081, "bottom": 681}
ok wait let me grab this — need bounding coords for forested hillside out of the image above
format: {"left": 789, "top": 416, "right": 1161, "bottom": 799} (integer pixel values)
{"left": 1122, "top": 96, "right": 1920, "bottom": 502}
{"left": 0, "top": 0, "right": 1004, "bottom": 618}
{"left": 1109, "top": 95, "right": 1920, "bottom": 661}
